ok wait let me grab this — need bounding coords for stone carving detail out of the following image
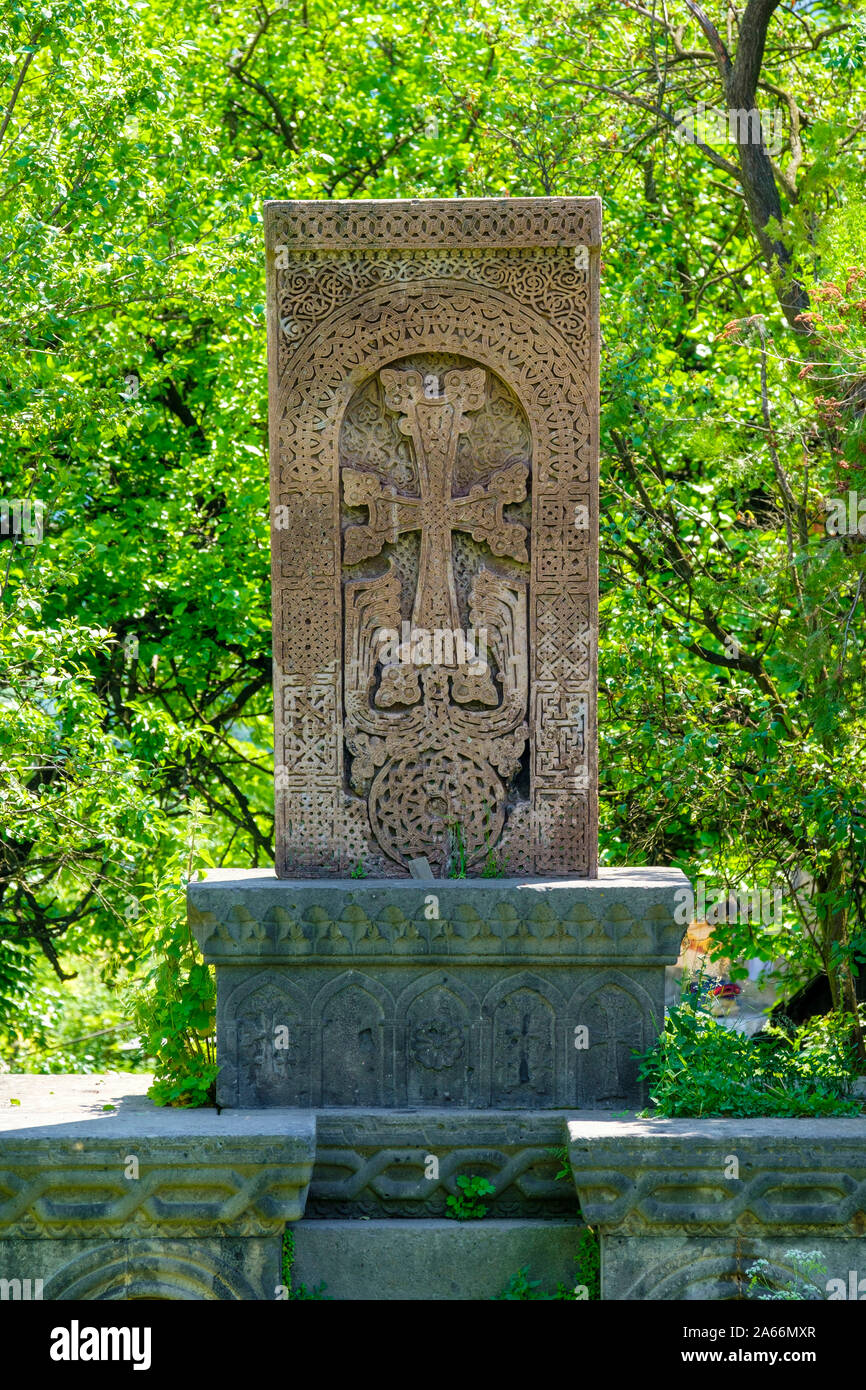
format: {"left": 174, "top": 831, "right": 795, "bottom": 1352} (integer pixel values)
{"left": 0, "top": 1153, "right": 312, "bottom": 1238}
{"left": 575, "top": 979, "right": 648, "bottom": 1107}
{"left": 41, "top": 1242, "right": 267, "bottom": 1302}
{"left": 408, "top": 1017, "right": 465, "bottom": 1072}
{"left": 306, "top": 1123, "right": 574, "bottom": 1218}
{"left": 567, "top": 1122, "right": 866, "bottom": 1241}
{"left": 321, "top": 981, "right": 386, "bottom": 1107}
{"left": 190, "top": 884, "right": 685, "bottom": 960}
{"left": 272, "top": 197, "right": 597, "bottom": 250}
{"left": 266, "top": 197, "right": 599, "bottom": 876}
{"left": 213, "top": 956, "right": 663, "bottom": 1108}
{"left": 492, "top": 987, "right": 555, "bottom": 1105}
{"left": 235, "top": 978, "right": 307, "bottom": 1107}
{"left": 342, "top": 360, "right": 529, "bottom": 871}
{"left": 404, "top": 981, "right": 474, "bottom": 1105}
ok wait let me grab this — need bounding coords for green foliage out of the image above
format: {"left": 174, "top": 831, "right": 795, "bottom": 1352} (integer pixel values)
{"left": 446, "top": 813, "right": 507, "bottom": 876}
{"left": 124, "top": 824, "right": 218, "bottom": 1107}
{"left": 446, "top": 822, "right": 468, "bottom": 879}
{"left": 494, "top": 1266, "right": 558, "bottom": 1300}
{"left": 547, "top": 1145, "right": 570, "bottom": 1182}
{"left": 480, "top": 848, "right": 506, "bottom": 878}
{"left": 0, "top": 0, "right": 494, "bottom": 1049}
{"left": 494, "top": 1231, "right": 600, "bottom": 1300}
{"left": 0, "top": 940, "right": 36, "bottom": 1044}
{"left": 573, "top": 1226, "right": 601, "bottom": 1301}
{"left": 280, "top": 1228, "right": 293, "bottom": 1289}
{"left": 289, "top": 1281, "right": 330, "bottom": 1301}
{"left": 2, "top": 0, "right": 866, "bottom": 1082}
{"left": 445, "top": 1173, "right": 496, "bottom": 1220}
{"left": 745, "top": 1250, "right": 828, "bottom": 1302}
{"left": 0, "top": 952, "right": 145, "bottom": 1073}
{"left": 637, "top": 1004, "right": 861, "bottom": 1118}
{"left": 280, "top": 1229, "right": 329, "bottom": 1301}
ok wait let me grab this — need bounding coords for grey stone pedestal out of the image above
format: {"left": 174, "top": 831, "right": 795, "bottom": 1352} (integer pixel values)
{"left": 188, "top": 867, "right": 688, "bottom": 1110}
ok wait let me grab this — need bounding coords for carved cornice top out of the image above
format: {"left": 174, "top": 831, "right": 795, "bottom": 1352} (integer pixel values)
{"left": 264, "top": 197, "right": 602, "bottom": 251}
{"left": 188, "top": 869, "right": 688, "bottom": 964}
{"left": 0, "top": 1085, "right": 316, "bottom": 1239}
{"left": 567, "top": 1116, "right": 866, "bottom": 1235}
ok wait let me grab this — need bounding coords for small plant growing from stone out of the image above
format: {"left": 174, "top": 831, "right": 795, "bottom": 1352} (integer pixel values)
{"left": 547, "top": 1144, "right": 570, "bottom": 1180}
{"left": 445, "top": 1173, "right": 495, "bottom": 1219}
{"left": 445, "top": 808, "right": 508, "bottom": 878}
{"left": 480, "top": 847, "right": 506, "bottom": 877}
{"left": 280, "top": 1229, "right": 330, "bottom": 1300}
{"left": 493, "top": 1232, "right": 601, "bottom": 1302}
{"left": 349, "top": 859, "right": 367, "bottom": 878}
{"left": 446, "top": 821, "right": 468, "bottom": 878}
{"left": 573, "top": 1226, "right": 601, "bottom": 1299}
{"left": 744, "top": 1249, "right": 828, "bottom": 1301}
{"left": 494, "top": 1266, "right": 553, "bottom": 1299}
{"left": 480, "top": 804, "right": 507, "bottom": 877}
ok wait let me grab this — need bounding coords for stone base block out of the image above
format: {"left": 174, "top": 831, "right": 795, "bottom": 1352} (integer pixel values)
{"left": 292, "top": 1218, "right": 585, "bottom": 1300}
{"left": 189, "top": 867, "right": 687, "bottom": 1109}
{"left": 604, "top": 1235, "right": 866, "bottom": 1301}
{"left": 0, "top": 1236, "right": 280, "bottom": 1301}
{"left": 0, "top": 1075, "right": 315, "bottom": 1302}
{"left": 567, "top": 1114, "right": 866, "bottom": 1301}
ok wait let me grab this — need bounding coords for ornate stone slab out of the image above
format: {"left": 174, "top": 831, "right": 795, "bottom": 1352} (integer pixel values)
{"left": 306, "top": 1109, "right": 575, "bottom": 1219}
{"left": 189, "top": 868, "right": 686, "bottom": 1109}
{"left": 0, "top": 1076, "right": 315, "bottom": 1239}
{"left": 566, "top": 1115, "right": 866, "bottom": 1300}
{"left": 567, "top": 1115, "right": 866, "bottom": 1236}
{"left": 265, "top": 196, "right": 600, "bottom": 878}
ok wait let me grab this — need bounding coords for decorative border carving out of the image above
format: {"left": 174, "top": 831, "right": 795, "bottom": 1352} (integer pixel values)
{"left": 567, "top": 1123, "right": 866, "bottom": 1234}
{"left": 40, "top": 1240, "right": 269, "bottom": 1301}
{"left": 189, "top": 880, "right": 684, "bottom": 961}
{"left": 306, "top": 1113, "right": 575, "bottom": 1218}
{"left": 214, "top": 963, "right": 662, "bottom": 1109}
{"left": 0, "top": 1142, "right": 314, "bottom": 1239}
{"left": 265, "top": 197, "right": 601, "bottom": 249}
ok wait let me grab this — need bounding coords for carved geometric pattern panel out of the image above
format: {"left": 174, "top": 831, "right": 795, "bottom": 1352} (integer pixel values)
{"left": 266, "top": 198, "right": 600, "bottom": 877}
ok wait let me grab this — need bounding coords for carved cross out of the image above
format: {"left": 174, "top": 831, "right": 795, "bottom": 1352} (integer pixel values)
{"left": 503, "top": 1008, "right": 546, "bottom": 1087}
{"left": 343, "top": 368, "right": 528, "bottom": 638}
{"left": 591, "top": 992, "right": 628, "bottom": 1100}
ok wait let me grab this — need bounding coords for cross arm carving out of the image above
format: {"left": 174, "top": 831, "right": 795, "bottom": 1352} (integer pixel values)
{"left": 452, "top": 462, "right": 529, "bottom": 564}
{"left": 342, "top": 472, "right": 421, "bottom": 564}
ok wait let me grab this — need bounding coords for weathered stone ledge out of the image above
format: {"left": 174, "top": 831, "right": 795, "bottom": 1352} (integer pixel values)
{"left": 566, "top": 1115, "right": 866, "bottom": 1300}
{"left": 567, "top": 1114, "right": 866, "bottom": 1235}
{"left": 4, "top": 1080, "right": 866, "bottom": 1299}
{"left": 190, "top": 868, "right": 687, "bottom": 1110}
{"left": 0, "top": 1076, "right": 315, "bottom": 1239}
{"left": 188, "top": 867, "right": 687, "bottom": 962}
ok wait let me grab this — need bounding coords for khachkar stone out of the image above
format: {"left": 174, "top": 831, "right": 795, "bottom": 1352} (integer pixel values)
{"left": 266, "top": 197, "right": 600, "bottom": 878}
{"left": 188, "top": 195, "right": 690, "bottom": 1116}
